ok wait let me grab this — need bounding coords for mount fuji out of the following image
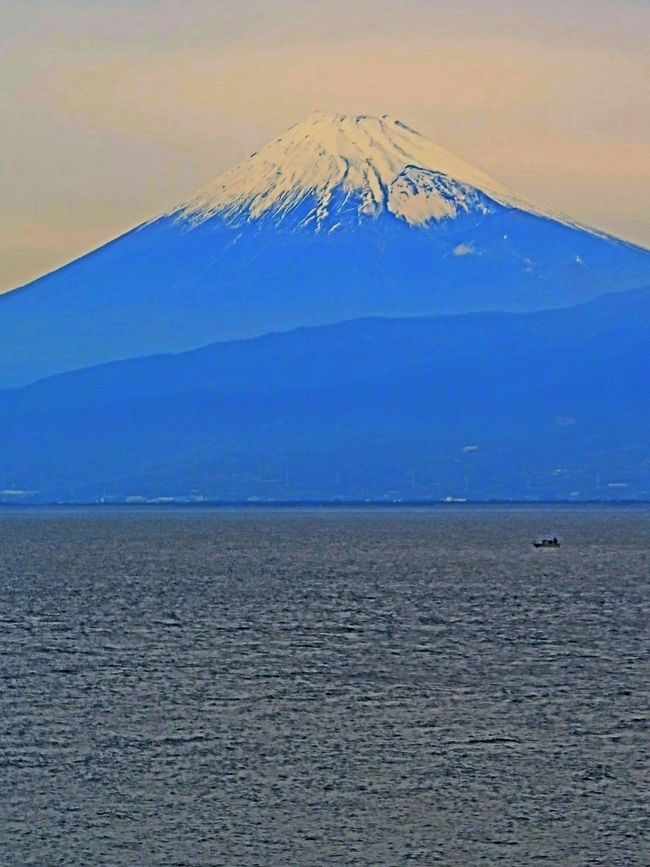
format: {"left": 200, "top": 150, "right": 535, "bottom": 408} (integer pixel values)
{"left": 2, "top": 112, "right": 650, "bottom": 387}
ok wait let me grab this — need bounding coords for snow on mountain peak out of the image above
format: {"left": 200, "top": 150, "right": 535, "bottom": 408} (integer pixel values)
{"left": 175, "top": 113, "right": 517, "bottom": 228}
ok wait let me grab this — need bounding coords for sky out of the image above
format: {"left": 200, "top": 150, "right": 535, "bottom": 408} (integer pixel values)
{"left": 1, "top": 0, "right": 649, "bottom": 292}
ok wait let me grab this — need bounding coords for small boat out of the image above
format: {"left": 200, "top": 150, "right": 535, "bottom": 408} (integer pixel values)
{"left": 533, "top": 537, "right": 560, "bottom": 548}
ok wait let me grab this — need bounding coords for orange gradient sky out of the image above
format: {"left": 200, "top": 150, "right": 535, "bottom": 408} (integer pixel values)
{"left": 2, "top": 0, "right": 649, "bottom": 292}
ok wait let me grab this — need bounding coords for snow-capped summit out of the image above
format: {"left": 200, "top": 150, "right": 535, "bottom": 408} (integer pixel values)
{"left": 176, "top": 112, "right": 515, "bottom": 228}
{"left": 2, "top": 112, "right": 650, "bottom": 387}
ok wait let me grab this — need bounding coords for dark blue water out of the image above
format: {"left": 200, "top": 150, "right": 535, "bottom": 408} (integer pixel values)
{"left": 0, "top": 507, "right": 648, "bottom": 865}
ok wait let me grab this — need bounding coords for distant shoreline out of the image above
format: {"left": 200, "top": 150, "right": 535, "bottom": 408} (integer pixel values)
{"left": 1, "top": 499, "right": 650, "bottom": 509}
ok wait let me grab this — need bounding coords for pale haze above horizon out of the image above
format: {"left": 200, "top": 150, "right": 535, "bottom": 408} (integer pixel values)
{"left": 1, "top": 0, "right": 649, "bottom": 293}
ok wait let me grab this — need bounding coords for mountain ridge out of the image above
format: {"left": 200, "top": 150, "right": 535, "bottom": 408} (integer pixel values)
{"left": 2, "top": 286, "right": 649, "bottom": 503}
{"left": 6, "top": 284, "right": 650, "bottom": 398}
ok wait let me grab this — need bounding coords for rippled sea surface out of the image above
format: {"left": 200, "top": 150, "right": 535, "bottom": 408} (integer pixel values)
{"left": 0, "top": 506, "right": 648, "bottom": 866}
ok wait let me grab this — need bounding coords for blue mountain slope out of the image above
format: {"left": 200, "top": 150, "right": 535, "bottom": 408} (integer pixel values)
{"left": 2, "top": 287, "right": 649, "bottom": 502}
{"left": 2, "top": 114, "right": 650, "bottom": 387}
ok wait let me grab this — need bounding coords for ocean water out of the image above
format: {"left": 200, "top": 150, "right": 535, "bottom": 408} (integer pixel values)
{"left": 0, "top": 506, "right": 648, "bottom": 866}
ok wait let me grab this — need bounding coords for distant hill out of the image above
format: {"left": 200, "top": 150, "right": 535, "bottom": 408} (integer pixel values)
{"left": 2, "top": 287, "right": 649, "bottom": 502}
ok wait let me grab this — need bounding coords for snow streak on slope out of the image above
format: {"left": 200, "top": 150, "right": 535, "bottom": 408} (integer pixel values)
{"left": 175, "top": 113, "right": 518, "bottom": 228}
